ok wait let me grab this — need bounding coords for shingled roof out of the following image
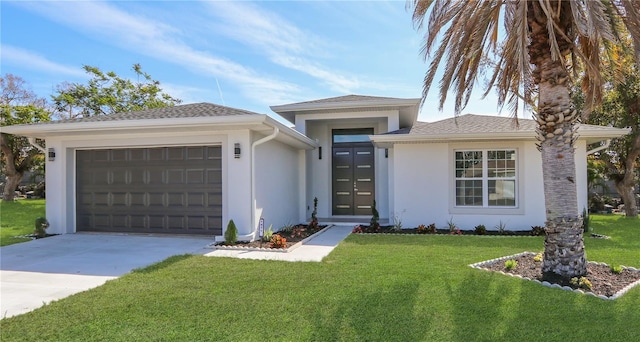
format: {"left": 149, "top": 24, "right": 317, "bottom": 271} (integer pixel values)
{"left": 386, "top": 114, "right": 627, "bottom": 135}
{"left": 386, "top": 114, "right": 536, "bottom": 135}
{"left": 47, "top": 102, "right": 260, "bottom": 124}
{"left": 370, "top": 114, "right": 630, "bottom": 147}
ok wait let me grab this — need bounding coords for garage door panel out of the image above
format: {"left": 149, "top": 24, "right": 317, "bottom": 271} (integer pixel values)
{"left": 188, "top": 193, "right": 206, "bottom": 207}
{"left": 167, "top": 147, "right": 184, "bottom": 160}
{"left": 76, "top": 146, "right": 222, "bottom": 235}
{"left": 167, "top": 169, "right": 184, "bottom": 184}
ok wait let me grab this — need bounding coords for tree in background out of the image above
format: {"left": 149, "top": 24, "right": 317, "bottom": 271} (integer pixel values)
{"left": 410, "top": 0, "right": 640, "bottom": 280}
{"left": 0, "top": 74, "right": 51, "bottom": 201}
{"left": 52, "top": 64, "right": 181, "bottom": 119}
{"left": 576, "top": 38, "right": 639, "bottom": 217}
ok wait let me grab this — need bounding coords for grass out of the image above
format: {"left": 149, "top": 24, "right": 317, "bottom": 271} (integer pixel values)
{"left": 0, "top": 199, "right": 46, "bottom": 247}
{"left": 0, "top": 214, "right": 638, "bottom": 341}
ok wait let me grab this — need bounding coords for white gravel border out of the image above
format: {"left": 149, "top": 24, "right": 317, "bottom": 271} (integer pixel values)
{"left": 469, "top": 251, "right": 640, "bottom": 300}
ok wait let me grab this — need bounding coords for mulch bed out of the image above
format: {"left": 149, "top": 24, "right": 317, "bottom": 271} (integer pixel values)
{"left": 472, "top": 252, "right": 640, "bottom": 299}
{"left": 352, "top": 225, "right": 535, "bottom": 236}
{"left": 215, "top": 224, "right": 327, "bottom": 249}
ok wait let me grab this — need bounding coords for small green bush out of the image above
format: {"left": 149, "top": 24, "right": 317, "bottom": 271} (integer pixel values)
{"left": 224, "top": 220, "right": 238, "bottom": 245}
{"left": 280, "top": 222, "right": 295, "bottom": 234}
{"left": 504, "top": 259, "right": 518, "bottom": 271}
{"left": 474, "top": 224, "right": 487, "bottom": 235}
{"left": 370, "top": 200, "right": 380, "bottom": 231}
{"left": 309, "top": 197, "right": 319, "bottom": 230}
{"left": 34, "top": 217, "right": 49, "bottom": 238}
{"left": 611, "top": 265, "right": 623, "bottom": 274}
{"left": 261, "top": 224, "right": 274, "bottom": 242}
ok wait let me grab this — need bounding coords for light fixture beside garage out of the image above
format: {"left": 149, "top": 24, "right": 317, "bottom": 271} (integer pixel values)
{"left": 234, "top": 143, "right": 241, "bottom": 159}
{"left": 48, "top": 148, "right": 56, "bottom": 161}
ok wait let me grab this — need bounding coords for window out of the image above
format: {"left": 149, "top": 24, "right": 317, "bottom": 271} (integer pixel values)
{"left": 455, "top": 149, "right": 517, "bottom": 207}
{"left": 332, "top": 128, "right": 374, "bottom": 144}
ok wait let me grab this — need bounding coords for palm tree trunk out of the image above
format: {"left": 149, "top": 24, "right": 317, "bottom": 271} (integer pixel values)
{"left": 528, "top": 1, "right": 587, "bottom": 280}
{"left": 616, "top": 135, "right": 640, "bottom": 217}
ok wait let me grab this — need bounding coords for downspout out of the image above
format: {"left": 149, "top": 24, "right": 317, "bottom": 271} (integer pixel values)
{"left": 586, "top": 139, "right": 611, "bottom": 155}
{"left": 28, "top": 138, "right": 46, "bottom": 153}
{"left": 247, "top": 124, "right": 279, "bottom": 241}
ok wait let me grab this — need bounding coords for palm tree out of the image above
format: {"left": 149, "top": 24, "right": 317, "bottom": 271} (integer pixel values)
{"left": 409, "top": 0, "right": 640, "bottom": 281}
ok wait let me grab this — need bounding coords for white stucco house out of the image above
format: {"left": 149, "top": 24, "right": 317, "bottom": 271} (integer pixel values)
{"left": 2, "top": 95, "right": 629, "bottom": 239}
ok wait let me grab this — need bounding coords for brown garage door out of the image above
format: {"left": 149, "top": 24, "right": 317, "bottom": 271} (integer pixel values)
{"left": 76, "top": 146, "right": 222, "bottom": 235}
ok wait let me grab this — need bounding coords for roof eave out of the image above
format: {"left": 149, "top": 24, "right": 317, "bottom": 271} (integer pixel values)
{"left": 2, "top": 115, "right": 318, "bottom": 150}
{"left": 270, "top": 98, "right": 421, "bottom": 113}
{"left": 371, "top": 126, "right": 632, "bottom": 148}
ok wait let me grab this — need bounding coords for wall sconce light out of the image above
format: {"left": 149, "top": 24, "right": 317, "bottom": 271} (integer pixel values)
{"left": 234, "top": 143, "right": 241, "bottom": 159}
{"left": 48, "top": 148, "right": 56, "bottom": 161}
{"left": 385, "top": 148, "right": 388, "bottom": 158}
{"left": 318, "top": 146, "right": 322, "bottom": 160}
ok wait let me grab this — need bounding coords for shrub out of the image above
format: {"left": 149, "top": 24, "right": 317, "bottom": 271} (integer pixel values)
{"left": 416, "top": 223, "right": 437, "bottom": 234}
{"left": 280, "top": 222, "right": 295, "bottom": 234}
{"left": 224, "top": 220, "right": 238, "bottom": 245}
{"left": 495, "top": 221, "right": 507, "bottom": 234}
{"left": 530, "top": 226, "right": 545, "bottom": 236}
{"left": 611, "top": 265, "right": 624, "bottom": 274}
{"left": 391, "top": 210, "right": 405, "bottom": 231}
{"left": 270, "top": 234, "right": 287, "bottom": 248}
{"left": 34, "top": 217, "right": 49, "bottom": 238}
{"left": 370, "top": 200, "right": 380, "bottom": 231}
{"left": 450, "top": 228, "right": 462, "bottom": 235}
{"left": 474, "top": 224, "right": 487, "bottom": 235}
{"left": 533, "top": 253, "right": 543, "bottom": 262}
{"left": 261, "top": 224, "right": 274, "bottom": 242}
{"left": 352, "top": 225, "right": 363, "bottom": 234}
{"left": 417, "top": 224, "right": 428, "bottom": 234}
{"left": 309, "top": 197, "right": 319, "bottom": 230}
{"left": 504, "top": 259, "right": 518, "bottom": 271}
{"left": 570, "top": 276, "right": 593, "bottom": 290}
{"left": 446, "top": 217, "right": 457, "bottom": 233}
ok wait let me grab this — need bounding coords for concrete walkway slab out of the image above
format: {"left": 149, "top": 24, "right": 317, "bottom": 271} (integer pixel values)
{"left": 204, "top": 225, "right": 352, "bottom": 262}
{"left": 1, "top": 234, "right": 212, "bottom": 318}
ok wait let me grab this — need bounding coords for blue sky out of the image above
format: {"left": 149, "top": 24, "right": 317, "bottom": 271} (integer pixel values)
{"left": 1, "top": 0, "right": 505, "bottom": 122}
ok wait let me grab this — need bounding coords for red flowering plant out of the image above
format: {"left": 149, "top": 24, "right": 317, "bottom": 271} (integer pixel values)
{"left": 352, "top": 225, "right": 363, "bottom": 234}
{"left": 270, "top": 234, "right": 287, "bottom": 248}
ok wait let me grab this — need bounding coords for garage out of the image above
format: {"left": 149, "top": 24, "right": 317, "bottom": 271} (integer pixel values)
{"left": 76, "top": 146, "right": 222, "bottom": 235}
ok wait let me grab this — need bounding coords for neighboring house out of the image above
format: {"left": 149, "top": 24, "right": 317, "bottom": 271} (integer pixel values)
{"left": 3, "top": 95, "right": 629, "bottom": 239}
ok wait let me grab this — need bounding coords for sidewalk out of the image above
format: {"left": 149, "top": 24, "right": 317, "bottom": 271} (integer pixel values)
{"left": 204, "top": 225, "right": 352, "bottom": 262}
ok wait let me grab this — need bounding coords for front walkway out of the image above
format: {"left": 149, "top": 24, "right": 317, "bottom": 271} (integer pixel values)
{"left": 204, "top": 225, "right": 353, "bottom": 262}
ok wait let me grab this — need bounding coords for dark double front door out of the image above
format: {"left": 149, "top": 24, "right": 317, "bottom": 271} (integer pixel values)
{"left": 332, "top": 145, "right": 375, "bottom": 216}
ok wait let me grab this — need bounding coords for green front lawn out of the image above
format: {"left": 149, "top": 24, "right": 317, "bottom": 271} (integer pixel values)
{"left": 0, "top": 199, "right": 46, "bottom": 247}
{"left": 1, "top": 215, "right": 638, "bottom": 341}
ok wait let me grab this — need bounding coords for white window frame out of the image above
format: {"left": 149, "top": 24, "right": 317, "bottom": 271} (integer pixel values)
{"left": 450, "top": 145, "right": 523, "bottom": 215}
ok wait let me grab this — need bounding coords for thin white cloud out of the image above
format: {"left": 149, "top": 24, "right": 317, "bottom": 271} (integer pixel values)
{"left": 13, "top": 1, "right": 301, "bottom": 105}
{"left": 204, "top": 1, "right": 364, "bottom": 94}
{"left": 1, "top": 45, "right": 87, "bottom": 78}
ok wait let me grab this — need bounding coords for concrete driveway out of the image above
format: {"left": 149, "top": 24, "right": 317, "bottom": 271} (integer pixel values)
{"left": 1, "top": 233, "right": 212, "bottom": 318}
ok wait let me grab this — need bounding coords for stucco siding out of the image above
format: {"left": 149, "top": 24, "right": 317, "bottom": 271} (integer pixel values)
{"left": 392, "top": 140, "right": 556, "bottom": 230}
{"left": 254, "top": 137, "right": 301, "bottom": 232}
